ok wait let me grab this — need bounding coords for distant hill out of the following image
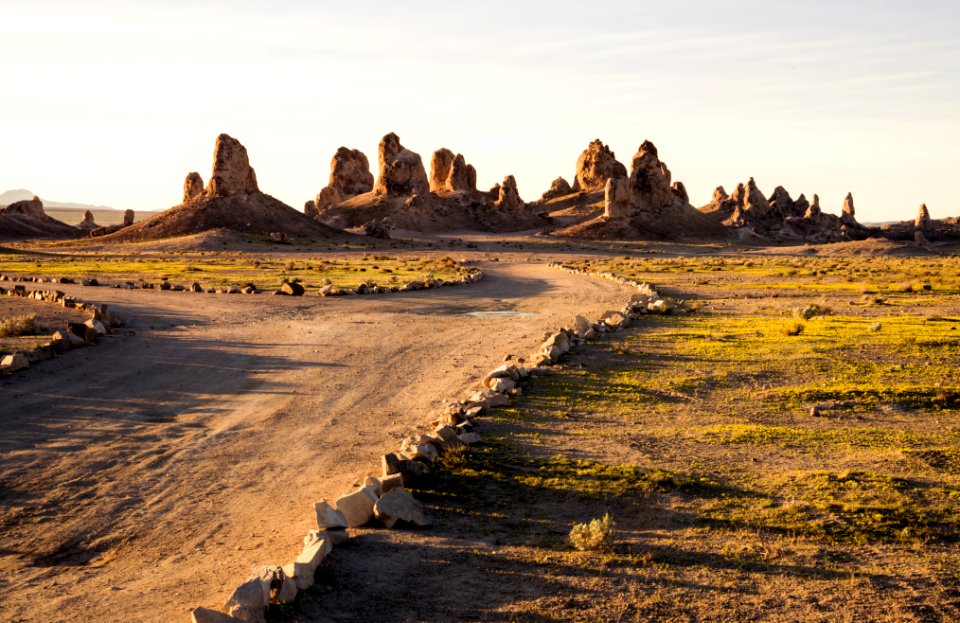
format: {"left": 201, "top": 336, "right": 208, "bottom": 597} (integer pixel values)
{"left": 0, "top": 188, "right": 115, "bottom": 211}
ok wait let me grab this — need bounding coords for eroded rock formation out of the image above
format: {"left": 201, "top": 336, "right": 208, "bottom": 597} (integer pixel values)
{"left": 78, "top": 210, "right": 98, "bottom": 230}
{"left": 184, "top": 172, "right": 204, "bottom": 203}
{"left": 374, "top": 133, "right": 429, "bottom": 197}
{"left": 538, "top": 177, "right": 573, "bottom": 203}
{"left": 494, "top": 175, "right": 524, "bottom": 212}
{"left": 205, "top": 134, "right": 259, "bottom": 197}
{"left": 429, "top": 149, "right": 477, "bottom": 194}
{"left": 572, "top": 140, "right": 627, "bottom": 193}
{"left": 123, "top": 209, "right": 135, "bottom": 227}
{"left": 915, "top": 203, "right": 930, "bottom": 230}
{"left": 1, "top": 195, "right": 44, "bottom": 217}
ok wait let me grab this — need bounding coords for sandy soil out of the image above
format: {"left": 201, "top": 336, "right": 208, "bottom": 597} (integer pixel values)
{"left": 0, "top": 257, "right": 631, "bottom": 623}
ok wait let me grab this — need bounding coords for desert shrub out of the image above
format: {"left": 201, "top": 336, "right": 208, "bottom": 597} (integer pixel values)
{"left": 784, "top": 322, "right": 805, "bottom": 337}
{"left": 569, "top": 514, "right": 615, "bottom": 551}
{"left": 0, "top": 314, "right": 48, "bottom": 338}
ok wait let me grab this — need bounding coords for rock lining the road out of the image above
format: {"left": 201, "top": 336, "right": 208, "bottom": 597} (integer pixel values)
{"left": 0, "top": 285, "right": 122, "bottom": 374}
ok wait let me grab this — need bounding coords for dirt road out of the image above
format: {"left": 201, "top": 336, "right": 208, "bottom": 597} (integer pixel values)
{"left": 0, "top": 258, "right": 630, "bottom": 623}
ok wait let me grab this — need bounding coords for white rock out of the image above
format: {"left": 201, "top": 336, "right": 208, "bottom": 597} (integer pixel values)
{"left": 399, "top": 438, "right": 439, "bottom": 463}
{"left": 0, "top": 353, "right": 29, "bottom": 372}
{"left": 573, "top": 315, "right": 592, "bottom": 338}
{"left": 84, "top": 318, "right": 107, "bottom": 336}
{"left": 363, "top": 476, "right": 383, "bottom": 497}
{"left": 191, "top": 606, "right": 244, "bottom": 623}
{"left": 373, "top": 488, "right": 431, "bottom": 528}
{"left": 223, "top": 573, "right": 267, "bottom": 623}
{"left": 314, "top": 499, "right": 348, "bottom": 530}
{"left": 488, "top": 377, "right": 516, "bottom": 393}
{"left": 483, "top": 364, "right": 519, "bottom": 387}
{"left": 335, "top": 484, "right": 379, "bottom": 527}
{"left": 289, "top": 532, "right": 332, "bottom": 590}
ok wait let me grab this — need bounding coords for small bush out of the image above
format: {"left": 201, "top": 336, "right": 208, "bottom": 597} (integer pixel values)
{"left": 784, "top": 322, "right": 805, "bottom": 337}
{"left": 0, "top": 314, "right": 48, "bottom": 338}
{"left": 569, "top": 514, "right": 615, "bottom": 551}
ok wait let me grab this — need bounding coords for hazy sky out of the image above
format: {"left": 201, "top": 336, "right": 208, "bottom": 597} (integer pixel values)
{"left": 2, "top": 0, "right": 958, "bottom": 221}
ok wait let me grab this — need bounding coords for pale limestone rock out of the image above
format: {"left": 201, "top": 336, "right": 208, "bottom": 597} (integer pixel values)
{"left": 334, "top": 484, "right": 379, "bottom": 528}
{"left": 191, "top": 606, "right": 244, "bottom": 623}
{"left": 373, "top": 488, "right": 430, "bottom": 529}
{"left": 314, "top": 499, "right": 348, "bottom": 530}
{"left": 290, "top": 531, "right": 332, "bottom": 590}
{"left": 573, "top": 139, "right": 627, "bottom": 192}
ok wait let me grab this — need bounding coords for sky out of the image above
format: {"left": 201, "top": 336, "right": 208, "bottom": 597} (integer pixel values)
{"left": 1, "top": 0, "right": 958, "bottom": 222}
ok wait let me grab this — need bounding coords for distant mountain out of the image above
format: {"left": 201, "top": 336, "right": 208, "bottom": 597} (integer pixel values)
{"left": 0, "top": 188, "right": 115, "bottom": 211}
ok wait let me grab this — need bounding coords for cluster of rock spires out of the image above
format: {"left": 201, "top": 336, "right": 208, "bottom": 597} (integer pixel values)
{"left": 306, "top": 133, "right": 545, "bottom": 233}
{"left": 541, "top": 139, "right": 726, "bottom": 240}
{"left": 0, "top": 196, "right": 97, "bottom": 241}
{"left": 696, "top": 177, "right": 868, "bottom": 243}
{"left": 98, "top": 134, "right": 348, "bottom": 243}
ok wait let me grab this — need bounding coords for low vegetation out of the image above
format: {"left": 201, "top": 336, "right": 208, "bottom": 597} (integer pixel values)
{"left": 0, "top": 253, "right": 471, "bottom": 292}
{"left": 0, "top": 313, "right": 48, "bottom": 338}
{"left": 402, "top": 254, "right": 960, "bottom": 621}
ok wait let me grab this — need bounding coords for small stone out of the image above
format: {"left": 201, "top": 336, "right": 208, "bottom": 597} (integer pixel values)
{"left": 869, "top": 322, "right": 882, "bottom": 332}
{"left": 810, "top": 406, "right": 822, "bottom": 417}
{"left": 191, "top": 606, "right": 244, "bottom": 623}
{"left": 380, "top": 472, "right": 404, "bottom": 493}
{"left": 289, "top": 531, "right": 333, "bottom": 590}
{"left": 373, "top": 488, "right": 431, "bottom": 529}
{"left": 488, "top": 377, "right": 516, "bottom": 393}
{"left": 459, "top": 432, "right": 482, "bottom": 445}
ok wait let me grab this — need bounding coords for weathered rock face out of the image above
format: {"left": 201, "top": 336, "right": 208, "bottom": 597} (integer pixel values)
{"left": 304, "top": 200, "right": 318, "bottom": 218}
{"left": 712, "top": 186, "right": 728, "bottom": 203}
{"left": 429, "top": 149, "right": 477, "bottom": 193}
{"left": 769, "top": 186, "right": 795, "bottom": 216}
{"left": 74, "top": 210, "right": 99, "bottom": 231}
{"left": 1, "top": 195, "right": 44, "bottom": 217}
{"left": 204, "top": 134, "right": 259, "bottom": 197}
{"left": 671, "top": 181, "right": 689, "bottom": 205}
{"left": 538, "top": 177, "right": 573, "bottom": 203}
{"left": 573, "top": 139, "right": 628, "bottom": 193}
{"left": 183, "top": 172, "right": 204, "bottom": 203}
{"left": 805, "top": 194, "right": 821, "bottom": 219}
{"left": 429, "top": 148, "right": 455, "bottom": 193}
{"left": 328, "top": 147, "right": 374, "bottom": 196}
{"left": 740, "top": 178, "right": 770, "bottom": 215}
{"left": 122, "top": 209, "right": 135, "bottom": 227}
{"left": 915, "top": 203, "right": 930, "bottom": 230}
{"left": 627, "top": 140, "right": 674, "bottom": 210}
{"left": 603, "top": 177, "right": 630, "bottom": 219}
{"left": 373, "top": 133, "right": 429, "bottom": 197}
{"left": 842, "top": 192, "right": 857, "bottom": 225}
{"left": 494, "top": 175, "right": 524, "bottom": 211}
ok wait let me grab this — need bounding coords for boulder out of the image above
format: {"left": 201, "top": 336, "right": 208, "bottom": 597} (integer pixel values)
{"left": 205, "top": 134, "right": 259, "bottom": 197}
{"left": 84, "top": 318, "right": 107, "bottom": 337}
{"left": 459, "top": 432, "right": 482, "bottom": 445}
{"left": 488, "top": 377, "right": 516, "bottom": 393}
{"left": 573, "top": 315, "right": 593, "bottom": 338}
{"left": 399, "top": 438, "right": 439, "bottom": 463}
{"left": 183, "top": 172, "right": 204, "bottom": 202}
{"left": 280, "top": 281, "right": 304, "bottom": 296}
{"left": 314, "top": 500, "right": 349, "bottom": 530}
{"left": 53, "top": 330, "right": 85, "bottom": 348}
{"left": 373, "top": 488, "right": 430, "bottom": 529}
{"left": 335, "top": 484, "right": 379, "bottom": 528}
{"left": 222, "top": 571, "right": 268, "bottom": 623}
{"left": 573, "top": 139, "right": 628, "bottom": 192}
{"left": 380, "top": 472, "right": 405, "bottom": 493}
{"left": 191, "top": 606, "right": 244, "bottom": 623}
{"left": 373, "top": 133, "right": 429, "bottom": 197}
{"left": 0, "top": 353, "right": 29, "bottom": 372}
{"left": 915, "top": 203, "right": 930, "bottom": 230}
{"left": 538, "top": 177, "right": 573, "bottom": 202}
{"left": 122, "top": 209, "right": 135, "bottom": 226}
{"left": 289, "top": 531, "right": 333, "bottom": 590}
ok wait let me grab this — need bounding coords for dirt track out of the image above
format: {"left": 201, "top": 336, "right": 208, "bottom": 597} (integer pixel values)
{"left": 0, "top": 258, "right": 631, "bottom": 623}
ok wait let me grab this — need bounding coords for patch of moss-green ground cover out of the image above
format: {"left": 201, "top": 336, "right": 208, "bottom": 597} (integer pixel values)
{"left": 0, "top": 253, "right": 469, "bottom": 292}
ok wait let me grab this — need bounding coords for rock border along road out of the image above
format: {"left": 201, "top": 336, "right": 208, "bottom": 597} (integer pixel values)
{"left": 0, "top": 256, "right": 632, "bottom": 623}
